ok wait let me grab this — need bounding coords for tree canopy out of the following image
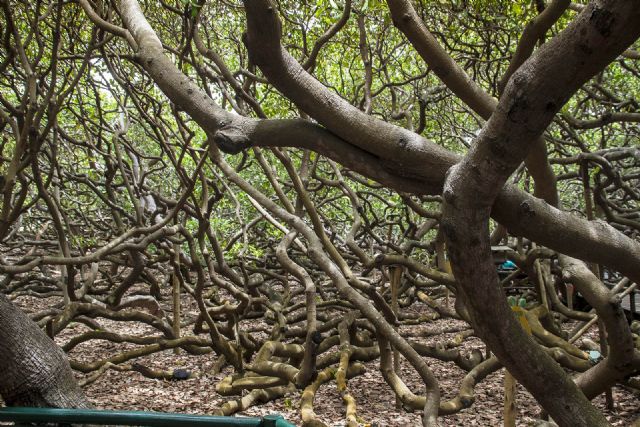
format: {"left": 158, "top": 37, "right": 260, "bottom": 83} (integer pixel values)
{"left": 0, "top": 0, "right": 639, "bottom": 426}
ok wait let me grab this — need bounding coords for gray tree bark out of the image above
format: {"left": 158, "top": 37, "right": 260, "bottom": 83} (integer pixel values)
{"left": 0, "top": 293, "right": 89, "bottom": 408}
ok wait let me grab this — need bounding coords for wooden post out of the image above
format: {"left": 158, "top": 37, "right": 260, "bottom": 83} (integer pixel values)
{"left": 504, "top": 371, "right": 517, "bottom": 427}
{"left": 597, "top": 318, "right": 614, "bottom": 410}
{"left": 531, "top": 243, "right": 549, "bottom": 310}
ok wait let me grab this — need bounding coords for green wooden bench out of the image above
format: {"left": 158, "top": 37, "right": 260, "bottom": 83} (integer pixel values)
{"left": 0, "top": 407, "right": 295, "bottom": 427}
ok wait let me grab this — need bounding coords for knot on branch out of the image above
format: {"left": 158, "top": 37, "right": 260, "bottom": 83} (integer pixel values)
{"left": 590, "top": 6, "right": 614, "bottom": 38}
{"left": 212, "top": 125, "right": 253, "bottom": 154}
{"left": 519, "top": 200, "right": 536, "bottom": 217}
{"left": 608, "top": 293, "right": 622, "bottom": 308}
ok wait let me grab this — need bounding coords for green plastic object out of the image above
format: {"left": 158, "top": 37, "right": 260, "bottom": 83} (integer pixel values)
{"left": 518, "top": 297, "right": 527, "bottom": 308}
{"left": 0, "top": 407, "right": 295, "bottom": 427}
{"left": 263, "top": 414, "right": 294, "bottom": 427}
{"left": 507, "top": 296, "right": 517, "bottom": 307}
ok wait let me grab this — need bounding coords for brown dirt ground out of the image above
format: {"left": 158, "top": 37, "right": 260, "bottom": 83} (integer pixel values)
{"left": 6, "top": 292, "right": 640, "bottom": 427}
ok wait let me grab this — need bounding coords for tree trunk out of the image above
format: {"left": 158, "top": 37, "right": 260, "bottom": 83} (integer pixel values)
{"left": 0, "top": 293, "right": 89, "bottom": 408}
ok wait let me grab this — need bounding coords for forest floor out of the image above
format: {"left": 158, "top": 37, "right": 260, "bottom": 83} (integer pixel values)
{"left": 9, "top": 292, "right": 640, "bottom": 427}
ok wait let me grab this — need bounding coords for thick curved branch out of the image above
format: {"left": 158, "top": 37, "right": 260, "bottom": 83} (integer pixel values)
{"left": 498, "top": 0, "right": 571, "bottom": 93}
{"left": 386, "top": 0, "right": 497, "bottom": 118}
{"left": 242, "top": 0, "right": 457, "bottom": 183}
{"left": 109, "top": 0, "right": 640, "bottom": 289}
{"left": 386, "top": 0, "right": 560, "bottom": 205}
{"left": 560, "top": 255, "right": 640, "bottom": 398}
{"left": 78, "top": 0, "right": 137, "bottom": 49}
{"left": 210, "top": 146, "right": 442, "bottom": 426}
{"left": 441, "top": 1, "right": 640, "bottom": 426}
